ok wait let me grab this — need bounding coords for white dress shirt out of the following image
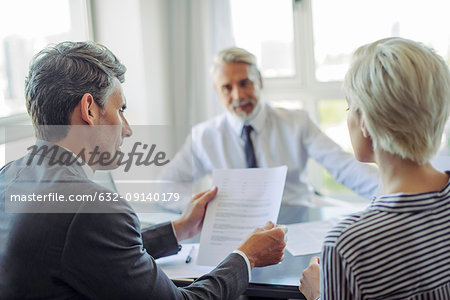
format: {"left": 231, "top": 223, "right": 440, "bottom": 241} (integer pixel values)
{"left": 161, "top": 102, "right": 378, "bottom": 207}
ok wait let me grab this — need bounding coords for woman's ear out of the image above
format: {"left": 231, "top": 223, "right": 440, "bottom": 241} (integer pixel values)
{"left": 361, "top": 118, "right": 370, "bottom": 138}
{"left": 79, "top": 93, "right": 98, "bottom": 125}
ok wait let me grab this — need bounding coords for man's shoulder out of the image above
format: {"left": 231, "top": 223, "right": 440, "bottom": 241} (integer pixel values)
{"left": 1, "top": 153, "right": 134, "bottom": 213}
{"left": 261, "top": 104, "right": 313, "bottom": 133}
{"left": 3, "top": 153, "right": 86, "bottom": 183}
{"left": 266, "top": 104, "right": 310, "bottom": 123}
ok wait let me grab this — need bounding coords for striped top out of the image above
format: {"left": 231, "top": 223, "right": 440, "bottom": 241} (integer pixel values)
{"left": 321, "top": 178, "right": 450, "bottom": 299}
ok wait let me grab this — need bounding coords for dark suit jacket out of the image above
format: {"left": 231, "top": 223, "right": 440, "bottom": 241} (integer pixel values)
{"left": 0, "top": 141, "right": 248, "bottom": 299}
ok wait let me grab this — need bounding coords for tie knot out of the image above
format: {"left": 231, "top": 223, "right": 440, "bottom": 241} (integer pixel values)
{"left": 242, "top": 125, "right": 254, "bottom": 136}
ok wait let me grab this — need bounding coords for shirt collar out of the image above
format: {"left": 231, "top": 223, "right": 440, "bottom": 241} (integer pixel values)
{"left": 226, "top": 101, "right": 268, "bottom": 136}
{"left": 369, "top": 174, "right": 450, "bottom": 213}
{"left": 59, "top": 145, "right": 95, "bottom": 180}
{"left": 250, "top": 101, "right": 267, "bottom": 133}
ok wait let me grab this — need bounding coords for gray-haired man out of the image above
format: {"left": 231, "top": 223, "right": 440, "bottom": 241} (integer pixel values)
{"left": 162, "top": 47, "right": 379, "bottom": 211}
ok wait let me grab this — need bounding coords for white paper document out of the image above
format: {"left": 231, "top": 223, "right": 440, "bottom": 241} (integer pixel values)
{"left": 197, "top": 166, "right": 287, "bottom": 266}
{"left": 286, "top": 218, "right": 339, "bottom": 256}
{"left": 157, "top": 243, "right": 214, "bottom": 279}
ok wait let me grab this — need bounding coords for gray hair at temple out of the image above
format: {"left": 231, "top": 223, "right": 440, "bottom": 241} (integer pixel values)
{"left": 344, "top": 37, "right": 450, "bottom": 165}
{"left": 25, "top": 41, "right": 126, "bottom": 141}
{"left": 212, "top": 47, "right": 261, "bottom": 79}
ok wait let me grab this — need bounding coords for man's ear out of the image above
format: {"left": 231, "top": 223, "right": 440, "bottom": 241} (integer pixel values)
{"left": 213, "top": 80, "right": 219, "bottom": 93}
{"left": 257, "top": 70, "right": 263, "bottom": 89}
{"left": 79, "top": 93, "right": 99, "bottom": 125}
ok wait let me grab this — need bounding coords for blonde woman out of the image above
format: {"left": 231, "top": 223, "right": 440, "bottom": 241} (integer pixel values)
{"left": 299, "top": 37, "right": 450, "bottom": 299}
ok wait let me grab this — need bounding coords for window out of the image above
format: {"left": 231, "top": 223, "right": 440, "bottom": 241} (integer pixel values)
{"left": 230, "top": 0, "right": 296, "bottom": 78}
{"left": 312, "top": 0, "right": 450, "bottom": 82}
{"left": 0, "top": 0, "right": 92, "bottom": 119}
{"left": 230, "top": 0, "right": 450, "bottom": 200}
{"left": 0, "top": 0, "right": 92, "bottom": 166}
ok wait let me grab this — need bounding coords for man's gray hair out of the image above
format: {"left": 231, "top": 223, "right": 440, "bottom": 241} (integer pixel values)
{"left": 25, "top": 41, "right": 126, "bottom": 141}
{"left": 344, "top": 37, "right": 450, "bottom": 165}
{"left": 212, "top": 47, "right": 260, "bottom": 75}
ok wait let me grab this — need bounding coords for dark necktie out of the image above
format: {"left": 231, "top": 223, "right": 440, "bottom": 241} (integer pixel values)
{"left": 242, "top": 125, "right": 257, "bottom": 168}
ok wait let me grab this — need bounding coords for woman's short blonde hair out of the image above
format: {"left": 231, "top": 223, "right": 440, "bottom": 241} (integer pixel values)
{"left": 344, "top": 37, "right": 450, "bottom": 165}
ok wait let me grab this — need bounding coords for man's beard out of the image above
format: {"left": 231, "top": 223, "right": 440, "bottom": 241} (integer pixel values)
{"left": 229, "top": 99, "right": 262, "bottom": 123}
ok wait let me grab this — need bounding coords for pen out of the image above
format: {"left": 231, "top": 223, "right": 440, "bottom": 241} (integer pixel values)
{"left": 185, "top": 246, "right": 194, "bottom": 263}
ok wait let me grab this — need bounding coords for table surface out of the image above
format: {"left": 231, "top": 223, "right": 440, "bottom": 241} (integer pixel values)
{"left": 246, "top": 204, "right": 359, "bottom": 298}
{"left": 157, "top": 204, "right": 361, "bottom": 299}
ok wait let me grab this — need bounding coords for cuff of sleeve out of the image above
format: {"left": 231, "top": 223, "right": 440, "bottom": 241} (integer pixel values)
{"left": 168, "top": 222, "right": 182, "bottom": 253}
{"left": 232, "top": 250, "right": 251, "bottom": 281}
{"left": 141, "top": 221, "right": 180, "bottom": 258}
{"left": 170, "top": 221, "right": 179, "bottom": 242}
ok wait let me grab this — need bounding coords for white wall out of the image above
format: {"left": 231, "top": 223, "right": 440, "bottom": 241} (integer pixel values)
{"left": 91, "top": 0, "right": 171, "bottom": 126}
{"left": 90, "top": 0, "right": 233, "bottom": 149}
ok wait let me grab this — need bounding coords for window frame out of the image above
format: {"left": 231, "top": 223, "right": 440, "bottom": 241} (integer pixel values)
{"left": 0, "top": 0, "right": 93, "bottom": 126}
{"left": 259, "top": 0, "right": 355, "bottom": 198}
{"left": 262, "top": 0, "right": 345, "bottom": 120}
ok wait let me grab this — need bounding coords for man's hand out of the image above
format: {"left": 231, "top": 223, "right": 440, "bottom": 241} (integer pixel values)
{"left": 299, "top": 256, "right": 321, "bottom": 300}
{"left": 172, "top": 186, "right": 218, "bottom": 242}
{"left": 237, "top": 221, "right": 287, "bottom": 269}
